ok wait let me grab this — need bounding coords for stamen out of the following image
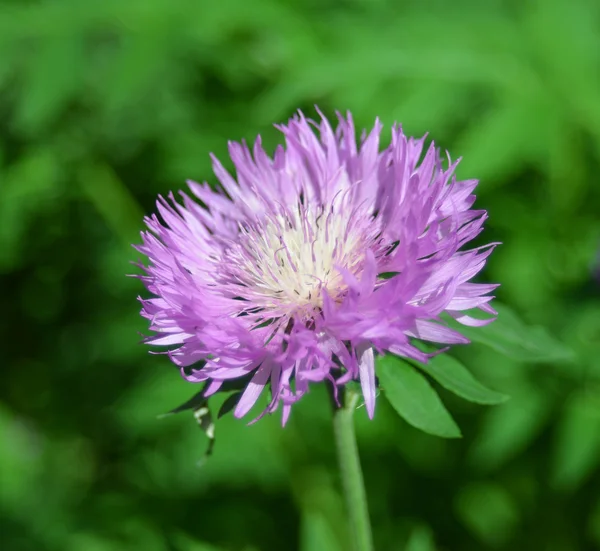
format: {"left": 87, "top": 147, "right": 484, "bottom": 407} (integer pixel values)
{"left": 218, "top": 201, "right": 379, "bottom": 318}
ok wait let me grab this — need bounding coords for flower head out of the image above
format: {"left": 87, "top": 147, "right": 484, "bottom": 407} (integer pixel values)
{"left": 136, "top": 110, "right": 498, "bottom": 424}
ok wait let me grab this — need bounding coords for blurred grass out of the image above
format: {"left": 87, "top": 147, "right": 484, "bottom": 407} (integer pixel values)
{"left": 1, "top": 0, "right": 600, "bottom": 549}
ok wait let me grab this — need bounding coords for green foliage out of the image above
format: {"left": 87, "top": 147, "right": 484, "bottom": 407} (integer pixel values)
{"left": 454, "top": 482, "right": 519, "bottom": 547}
{"left": 443, "top": 303, "right": 576, "bottom": 363}
{"left": 468, "top": 383, "right": 553, "bottom": 472}
{"left": 412, "top": 351, "right": 508, "bottom": 406}
{"left": 405, "top": 525, "right": 438, "bottom": 551}
{"left": 378, "top": 355, "right": 462, "bottom": 438}
{"left": 1, "top": 0, "right": 600, "bottom": 549}
{"left": 551, "top": 388, "right": 600, "bottom": 491}
{"left": 300, "top": 513, "right": 344, "bottom": 551}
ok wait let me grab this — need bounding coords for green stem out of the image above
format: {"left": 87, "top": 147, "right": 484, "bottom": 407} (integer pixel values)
{"left": 333, "top": 387, "right": 375, "bottom": 551}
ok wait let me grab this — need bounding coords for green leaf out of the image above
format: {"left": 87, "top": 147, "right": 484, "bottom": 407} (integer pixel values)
{"left": 0, "top": 148, "right": 61, "bottom": 270}
{"left": 173, "top": 532, "right": 225, "bottom": 551}
{"left": 454, "top": 482, "right": 519, "bottom": 547}
{"left": 444, "top": 303, "right": 575, "bottom": 363}
{"left": 377, "top": 355, "right": 461, "bottom": 439}
{"left": 468, "top": 386, "right": 551, "bottom": 471}
{"left": 551, "top": 388, "right": 600, "bottom": 491}
{"left": 413, "top": 354, "right": 508, "bottom": 405}
{"left": 16, "top": 37, "right": 85, "bottom": 134}
{"left": 158, "top": 386, "right": 216, "bottom": 463}
{"left": 455, "top": 99, "right": 546, "bottom": 188}
{"left": 405, "top": 525, "right": 438, "bottom": 551}
{"left": 217, "top": 392, "right": 242, "bottom": 419}
{"left": 100, "top": 36, "right": 172, "bottom": 114}
{"left": 78, "top": 164, "right": 145, "bottom": 246}
{"left": 160, "top": 388, "right": 208, "bottom": 417}
{"left": 300, "top": 512, "right": 344, "bottom": 551}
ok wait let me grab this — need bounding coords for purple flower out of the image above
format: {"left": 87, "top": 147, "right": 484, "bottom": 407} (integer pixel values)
{"left": 135, "top": 110, "right": 498, "bottom": 424}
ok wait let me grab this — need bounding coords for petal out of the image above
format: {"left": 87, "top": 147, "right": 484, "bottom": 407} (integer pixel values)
{"left": 409, "top": 319, "right": 470, "bottom": 344}
{"left": 357, "top": 345, "right": 376, "bottom": 419}
{"left": 447, "top": 311, "right": 497, "bottom": 327}
{"left": 234, "top": 362, "right": 271, "bottom": 418}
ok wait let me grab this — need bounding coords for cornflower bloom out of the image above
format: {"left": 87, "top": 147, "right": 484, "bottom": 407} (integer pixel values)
{"left": 136, "top": 110, "right": 497, "bottom": 424}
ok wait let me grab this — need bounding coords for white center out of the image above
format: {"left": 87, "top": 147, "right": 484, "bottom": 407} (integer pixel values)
{"left": 225, "top": 203, "right": 370, "bottom": 318}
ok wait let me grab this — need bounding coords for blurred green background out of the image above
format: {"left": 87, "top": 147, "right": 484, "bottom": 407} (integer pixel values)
{"left": 1, "top": 0, "right": 600, "bottom": 549}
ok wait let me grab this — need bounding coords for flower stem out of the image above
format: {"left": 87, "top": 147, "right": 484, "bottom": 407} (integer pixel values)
{"left": 333, "top": 387, "right": 374, "bottom": 551}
